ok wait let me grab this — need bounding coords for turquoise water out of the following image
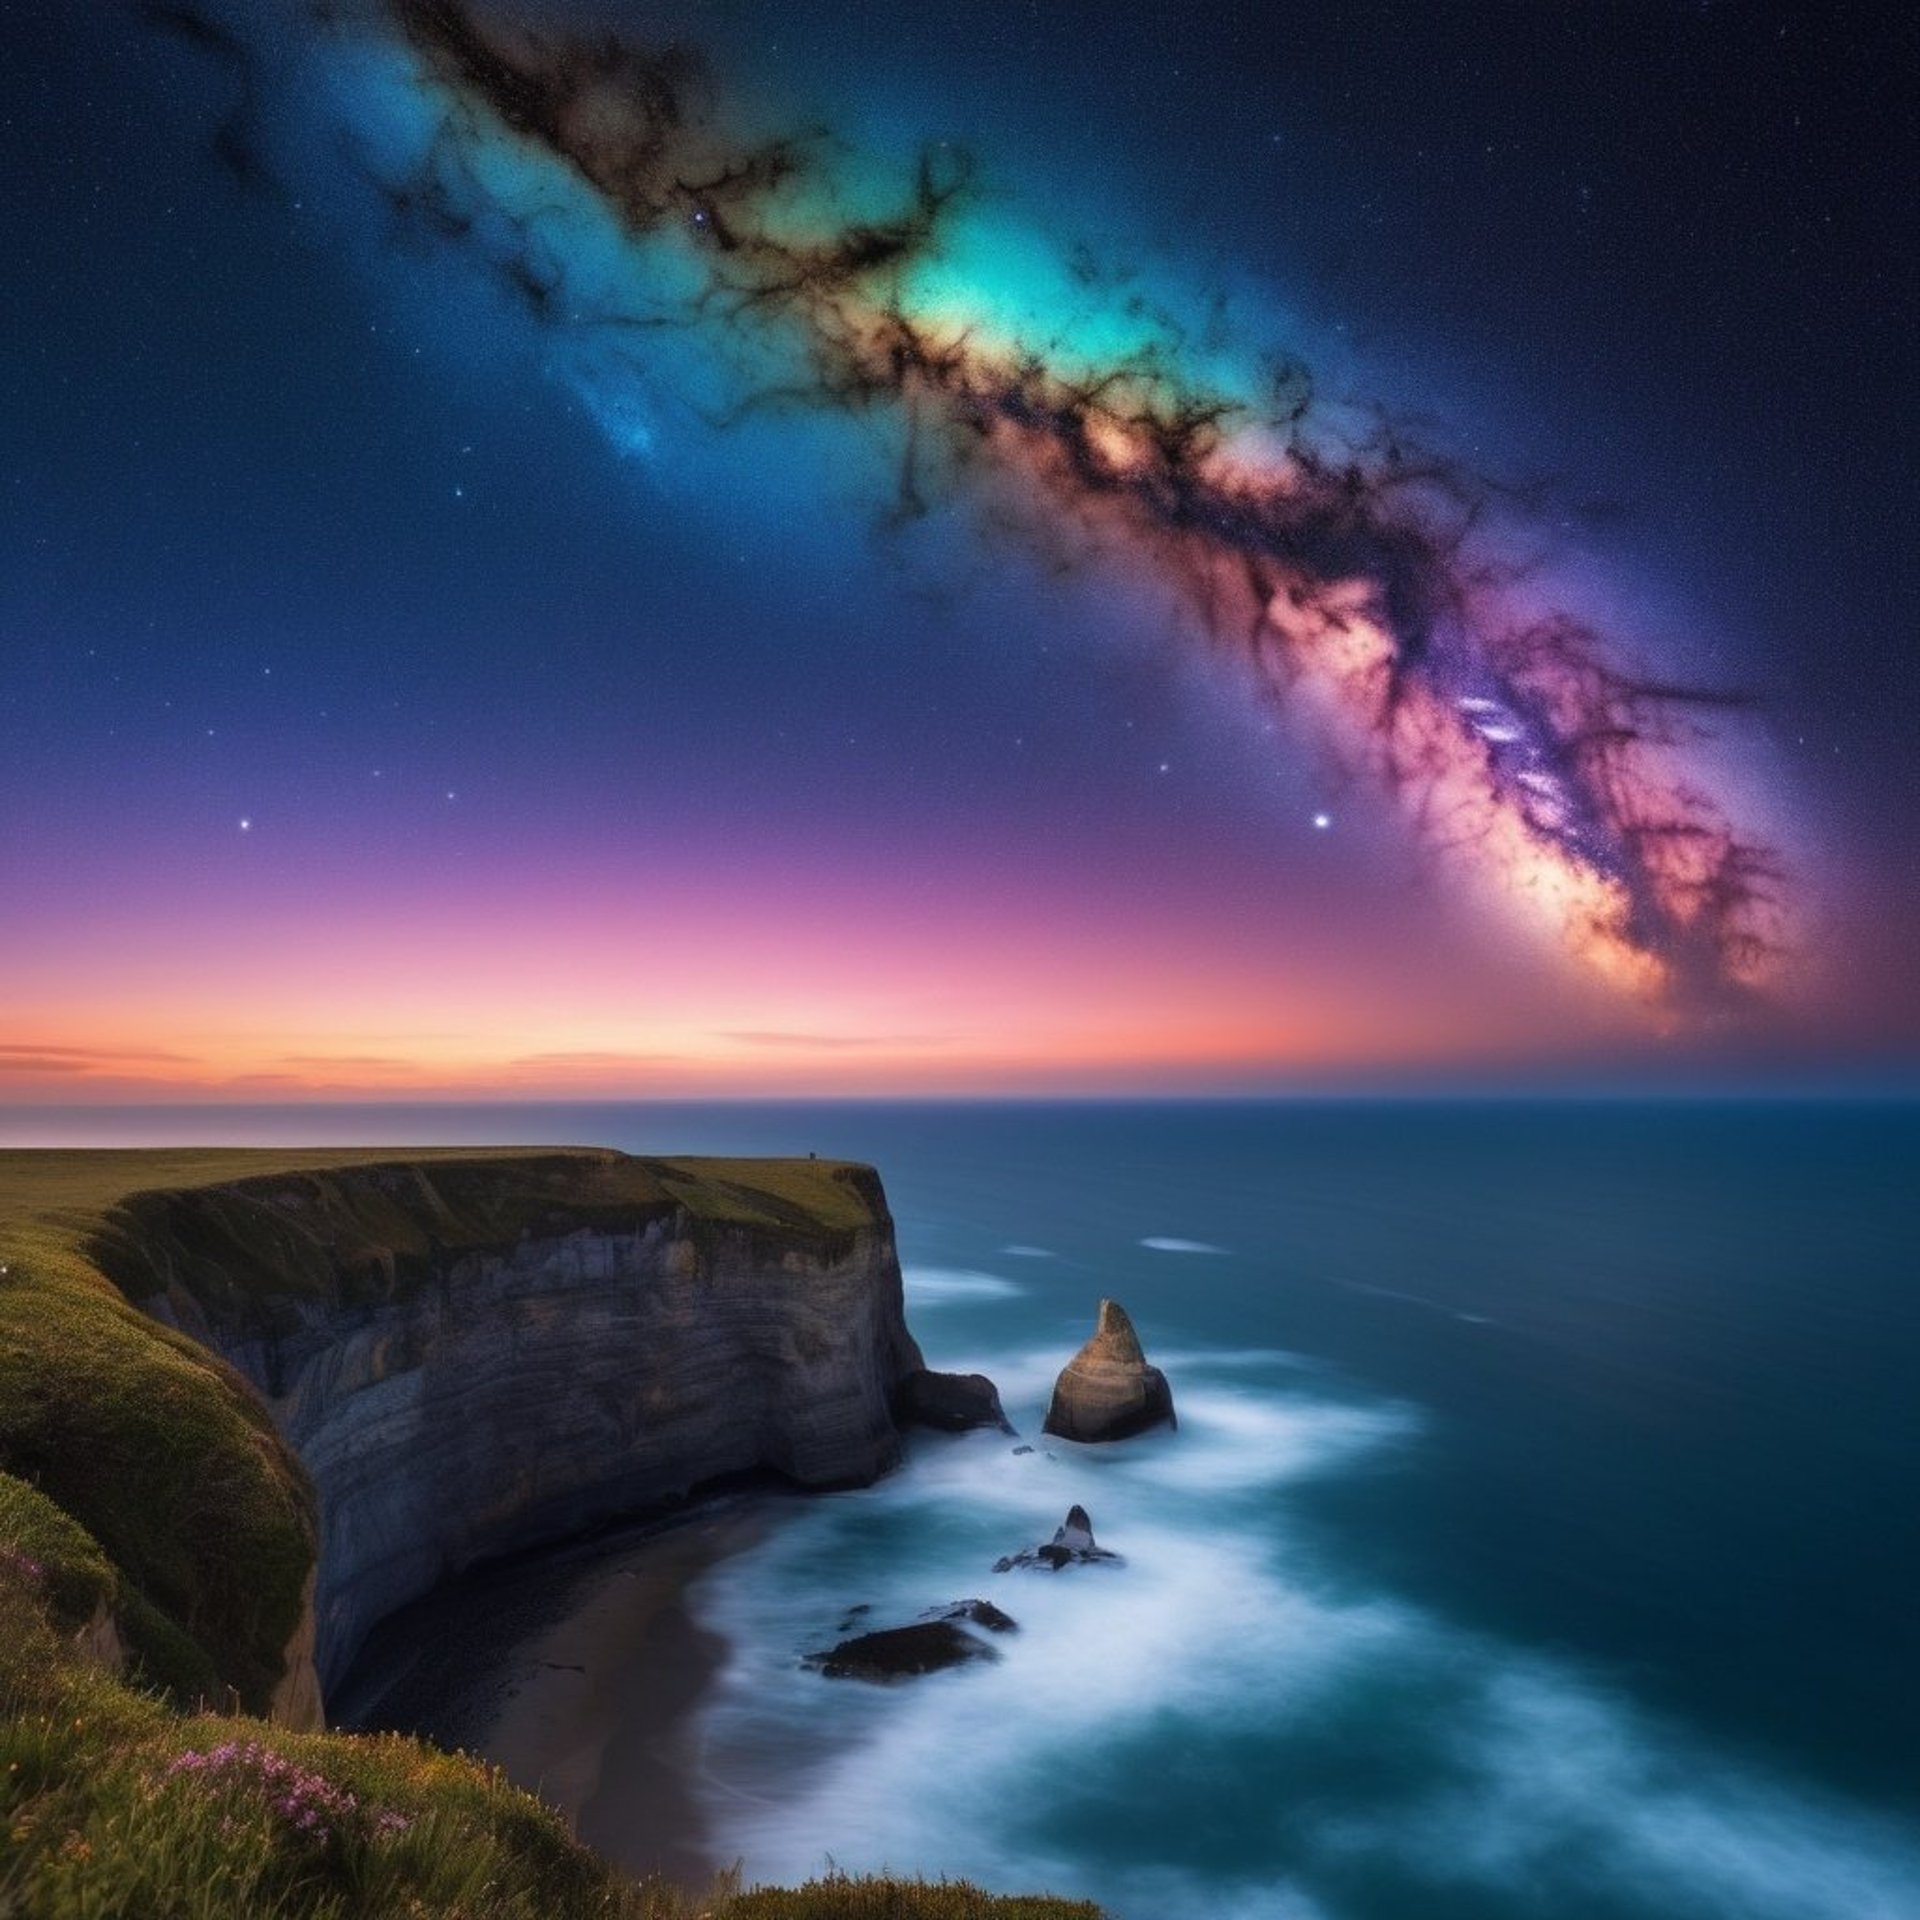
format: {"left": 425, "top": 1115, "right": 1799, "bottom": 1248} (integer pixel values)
{"left": 17, "top": 1099, "right": 1919, "bottom": 1916}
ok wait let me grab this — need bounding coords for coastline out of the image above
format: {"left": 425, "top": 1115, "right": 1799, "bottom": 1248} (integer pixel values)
{"left": 334, "top": 1497, "right": 780, "bottom": 1888}
{"left": 491, "top": 1504, "right": 770, "bottom": 1888}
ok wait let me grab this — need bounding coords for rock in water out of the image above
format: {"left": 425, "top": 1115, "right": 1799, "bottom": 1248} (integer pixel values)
{"left": 808, "top": 1616, "right": 1005, "bottom": 1682}
{"left": 1042, "top": 1297, "right": 1176, "bottom": 1442}
{"left": 927, "top": 1597, "right": 1019, "bottom": 1633}
{"left": 894, "top": 1368, "right": 1015, "bottom": 1434}
{"left": 994, "top": 1504, "right": 1123, "bottom": 1572}
{"left": 1056, "top": 1504, "right": 1095, "bottom": 1553}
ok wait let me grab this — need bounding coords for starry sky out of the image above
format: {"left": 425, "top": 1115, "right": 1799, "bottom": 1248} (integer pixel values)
{"left": 2, "top": 0, "right": 1914, "bottom": 1101}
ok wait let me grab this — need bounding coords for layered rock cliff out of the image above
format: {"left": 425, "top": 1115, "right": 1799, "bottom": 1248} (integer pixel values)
{"left": 92, "top": 1151, "right": 924, "bottom": 1699}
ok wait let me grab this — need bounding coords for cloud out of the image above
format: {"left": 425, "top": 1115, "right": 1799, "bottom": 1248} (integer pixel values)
{"left": 717, "top": 1030, "right": 954, "bottom": 1052}
{"left": 273, "top": 1054, "right": 421, "bottom": 1071}
{"left": 504, "top": 1049, "right": 691, "bottom": 1071}
{"left": 0, "top": 1043, "right": 201, "bottom": 1077}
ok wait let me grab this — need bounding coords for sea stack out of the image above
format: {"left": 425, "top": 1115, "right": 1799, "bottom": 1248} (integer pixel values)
{"left": 993, "top": 1503, "right": 1123, "bottom": 1572}
{"left": 1042, "top": 1297, "right": 1176, "bottom": 1442}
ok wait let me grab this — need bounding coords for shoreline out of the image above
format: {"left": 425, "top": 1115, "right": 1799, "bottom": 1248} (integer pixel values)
{"left": 333, "top": 1496, "right": 780, "bottom": 1889}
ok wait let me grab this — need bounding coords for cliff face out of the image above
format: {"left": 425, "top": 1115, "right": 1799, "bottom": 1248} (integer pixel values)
{"left": 96, "top": 1152, "right": 924, "bottom": 1698}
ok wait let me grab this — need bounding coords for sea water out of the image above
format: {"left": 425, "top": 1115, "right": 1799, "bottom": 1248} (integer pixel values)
{"left": 17, "top": 1098, "right": 1919, "bottom": 1917}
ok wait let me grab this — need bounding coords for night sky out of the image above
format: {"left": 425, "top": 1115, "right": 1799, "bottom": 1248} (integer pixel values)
{"left": 3, "top": 0, "right": 1914, "bottom": 1100}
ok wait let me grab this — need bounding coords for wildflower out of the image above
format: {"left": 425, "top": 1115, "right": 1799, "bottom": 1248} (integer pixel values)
{"left": 158, "top": 1741, "right": 409, "bottom": 1852}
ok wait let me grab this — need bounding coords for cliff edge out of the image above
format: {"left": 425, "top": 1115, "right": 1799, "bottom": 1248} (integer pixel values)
{"left": 1, "top": 1147, "right": 924, "bottom": 1716}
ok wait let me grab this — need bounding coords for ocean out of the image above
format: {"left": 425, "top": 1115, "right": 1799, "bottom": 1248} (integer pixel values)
{"left": 15, "top": 1098, "right": 1920, "bottom": 1918}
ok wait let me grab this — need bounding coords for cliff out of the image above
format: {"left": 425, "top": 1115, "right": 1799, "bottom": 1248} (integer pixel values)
{"left": 1, "top": 1148, "right": 924, "bottom": 1715}
{"left": 0, "top": 1147, "right": 1105, "bottom": 1919}
{"left": 102, "top": 1151, "right": 923, "bottom": 1698}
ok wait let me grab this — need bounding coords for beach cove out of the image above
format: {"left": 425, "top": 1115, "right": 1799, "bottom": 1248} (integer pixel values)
{"left": 231, "top": 1095, "right": 1920, "bottom": 1920}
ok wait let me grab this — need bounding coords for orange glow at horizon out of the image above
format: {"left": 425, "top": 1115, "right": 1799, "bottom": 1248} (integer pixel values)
{"left": 0, "top": 839, "right": 1626, "bottom": 1101}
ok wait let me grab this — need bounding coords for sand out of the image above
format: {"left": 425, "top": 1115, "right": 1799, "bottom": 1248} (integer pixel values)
{"left": 485, "top": 1507, "right": 768, "bottom": 1887}
{"left": 335, "top": 1497, "right": 779, "bottom": 1889}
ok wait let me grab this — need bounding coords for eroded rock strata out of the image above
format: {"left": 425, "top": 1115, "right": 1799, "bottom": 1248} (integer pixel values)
{"left": 1042, "top": 1298, "right": 1176, "bottom": 1442}
{"left": 95, "top": 1151, "right": 924, "bottom": 1699}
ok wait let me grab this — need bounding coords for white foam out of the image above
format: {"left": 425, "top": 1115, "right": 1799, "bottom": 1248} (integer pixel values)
{"left": 1140, "top": 1236, "right": 1229, "bottom": 1254}
{"left": 698, "top": 1479, "right": 1411, "bottom": 1901}
{"left": 902, "top": 1267, "right": 1025, "bottom": 1305}
{"left": 1327, "top": 1655, "right": 1920, "bottom": 1920}
{"left": 1150, "top": 1344, "right": 1320, "bottom": 1371}
{"left": 685, "top": 1348, "right": 1920, "bottom": 1920}
{"left": 1122, "top": 1388, "right": 1418, "bottom": 1493}
{"left": 999, "top": 1244, "right": 1056, "bottom": 1258}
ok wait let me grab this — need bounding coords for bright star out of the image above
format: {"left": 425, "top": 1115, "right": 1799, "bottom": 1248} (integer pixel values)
{"left": 239, "top": 817, "right": 252, "bottom": 832}
{"left": 1312, "top": 812, "right": 1331, "bottom": 830}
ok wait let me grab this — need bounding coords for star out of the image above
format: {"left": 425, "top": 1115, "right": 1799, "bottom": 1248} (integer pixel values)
{"left": 239, "top": 817, "right": 252, "bottom": 832}
{"left": 1312, "top": 812, "right": 1332, "bottom": 830}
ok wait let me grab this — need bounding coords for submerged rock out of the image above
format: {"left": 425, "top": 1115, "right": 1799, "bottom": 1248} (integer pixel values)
{"left": 808, "top": 1612, "right": 1008, "bottom": 1683}
{"left": 926, "top": 1597, "right": 1019, "bottom": 1634}
{"left": 994, "top": 1503, "right": 1123, "bottom": 1573}
{"left": 1042, "top": 1298, "right": 1176, "bottom": 1442}
{"left": 894, "top": 1368, "right": 1015, "bottom": 1434}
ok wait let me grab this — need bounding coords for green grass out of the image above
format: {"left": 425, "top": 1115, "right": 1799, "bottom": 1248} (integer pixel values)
{"left": 0, "top": 1475, "right": 116, "bottom": 1636}
{"left": 0, "top": 1226, "right": 315, "bottom": 1713}
{"left": 727, "top": 1879, "right": 1103, "bottom": 1919}
{"left": 0, "top": 1148, "right": 1093, "bottom": 1919}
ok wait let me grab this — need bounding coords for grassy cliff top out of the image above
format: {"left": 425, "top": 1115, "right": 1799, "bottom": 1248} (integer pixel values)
{"left": 0, "top": 1146, "right": 886, "bottom": 1242}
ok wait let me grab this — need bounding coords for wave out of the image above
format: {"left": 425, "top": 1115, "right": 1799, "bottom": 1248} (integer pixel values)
{"left": 902, "top": 1268, "right": 1026, "bottom": 1306}
{"left": 690, "top": 1353, "right": 1920, "bottom": 1919}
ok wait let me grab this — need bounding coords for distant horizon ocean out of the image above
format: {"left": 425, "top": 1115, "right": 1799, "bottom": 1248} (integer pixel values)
{"left": 7, "top": 1097, "right": 1917, "bottom": 1918}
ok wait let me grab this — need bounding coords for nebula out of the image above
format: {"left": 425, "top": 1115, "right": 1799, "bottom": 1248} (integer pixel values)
{"left": 232, "top": 0, "right": 1794, "bottom": 1016}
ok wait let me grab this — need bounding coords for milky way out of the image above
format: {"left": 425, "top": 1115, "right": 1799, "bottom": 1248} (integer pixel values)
{"left": 231, "top": 0, "right": 1793, "bottom": 1016}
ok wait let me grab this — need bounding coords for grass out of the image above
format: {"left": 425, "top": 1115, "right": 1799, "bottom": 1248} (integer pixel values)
{"left": 0, "top": 1148, "right": 1094, "bottom": 1919}
{"left": 0, "top": 1226, "right": 315, "bottom": 1713}
{"left": 0, "top": 1150, "right": 885, "bottom": 1261}
{"left": 0, "top": 1147, "right": 891, "bottom": 1709}
{"left": 728, "top": 1880, "right": 1104, "bottom": 1919}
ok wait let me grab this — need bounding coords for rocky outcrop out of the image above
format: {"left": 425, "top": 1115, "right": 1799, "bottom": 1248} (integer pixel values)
{"left": 1042, "top": 1298, "right": 1175, "bottom": 1442}
{"left": 894, "top": 1368, "right": 1014, "bottom": 1434}
{"left": 808, "top": 1598, "right": 1017, "bottom": 1681}
{"left": 100, "top": 1152, "right": 924, "bottom": 1698}
{"left": 994, "top": 1504, "right": 1123, "bottom": 1573}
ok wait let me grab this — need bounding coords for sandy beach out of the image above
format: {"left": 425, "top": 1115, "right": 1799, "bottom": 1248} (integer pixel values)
{"left": 486, "top": 1506, "right": 770, "bottom": 1886}
{"left": 335, "top": 1497, "right": 779, "bottom": 1888}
